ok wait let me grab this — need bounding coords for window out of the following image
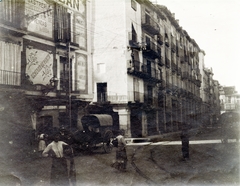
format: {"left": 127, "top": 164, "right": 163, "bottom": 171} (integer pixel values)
{"left": 0, "top": 0, "right": 21, "bottom": 27}
{"left": 147, "top": 60, "right": 152, "bottom": 76}
{"left": 55, "top": 5, "right": 71, "bottom": 42}
{"left": 145, "top": 9, "right": 151, "bottom": 24}
{"left": 131, "top": 0, "right": 137, "bottom": 11}
{"left": 97, "top": 63, "right": 106, "bottom": 73}
{"left": 0, "top": 41, "right": 21, "bottom": 86}
{"left": 134, "top": 78, "right": 140, "bottom": 101}
{"left": 145, "top": 36, "right": 151, "bottom": 50}
{"left": 60, "top": 57, "right": 72, "bottom": 91}
{"left": 97, "top": 83, "right": 107, "bottom": 102}
{"left": 147, "top": 85, "right": 153, "bottom": 105}
{"left": 227, "top": 96, "right": 231, "bottom": 103}
{"left": 132, "top": 24, "right": 137, "bottom": 43}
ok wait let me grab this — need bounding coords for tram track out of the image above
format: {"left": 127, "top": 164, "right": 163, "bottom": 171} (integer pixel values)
{"left": 130, "top": 146, "right": 156, "bottom": 185}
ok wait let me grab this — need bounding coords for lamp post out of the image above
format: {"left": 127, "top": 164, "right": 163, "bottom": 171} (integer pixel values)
{"left": 67, "top": 41, "right": 72, "bottom": 131}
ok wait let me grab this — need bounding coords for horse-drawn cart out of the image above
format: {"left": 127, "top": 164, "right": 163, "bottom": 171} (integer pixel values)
{"left": 73, "top": 114, "right": 114, "bottom": 153}
{"left": 219, "top": 112, "right": 240, "bottom": 143}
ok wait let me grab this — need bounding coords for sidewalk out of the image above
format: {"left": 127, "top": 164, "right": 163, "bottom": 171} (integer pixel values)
{"left": 126, "top": 127, "right": 221, "bottom": 144}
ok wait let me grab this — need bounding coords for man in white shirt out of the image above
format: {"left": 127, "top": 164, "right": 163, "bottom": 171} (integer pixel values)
{"left": 42, "top": 134, "right": 70, "bottom": 186}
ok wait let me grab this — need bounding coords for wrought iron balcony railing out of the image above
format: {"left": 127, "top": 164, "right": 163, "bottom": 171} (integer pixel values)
{"left": 0, "top": 69, "right": 21, "bottom": 86}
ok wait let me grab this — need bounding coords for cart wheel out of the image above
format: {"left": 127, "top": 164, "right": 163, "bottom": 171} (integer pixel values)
{"left": 103, "top": 130, "right": 113, "bottom": 153}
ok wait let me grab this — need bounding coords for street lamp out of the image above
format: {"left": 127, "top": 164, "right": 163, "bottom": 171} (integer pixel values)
{"left": 67, "top": 41, "right": 72, "bottom": 131}
{"left": 41, "top": 76, "right": 58, "bottom": 95}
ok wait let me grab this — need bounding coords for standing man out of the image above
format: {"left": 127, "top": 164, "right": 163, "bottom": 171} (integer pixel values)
{"left": 180, "top": 126, "right": 190, "bottom": 161}
{"left": 42, "top": 134, "right": 70, "bottom": 186}
{"left": 115, "top": 129, "right": 128, "bottom": 171}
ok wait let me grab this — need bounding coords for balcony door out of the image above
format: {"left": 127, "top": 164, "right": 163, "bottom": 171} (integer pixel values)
{"left": 60, "top": 57, "right": 72, "bottom": 91}
{"left": 97, "top": 83, "right": 107, "bottom": 103}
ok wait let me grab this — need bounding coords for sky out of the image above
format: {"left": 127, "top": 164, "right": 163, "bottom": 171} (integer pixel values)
{"left": 152, "top": 0, "right": 240, "bottom": 92}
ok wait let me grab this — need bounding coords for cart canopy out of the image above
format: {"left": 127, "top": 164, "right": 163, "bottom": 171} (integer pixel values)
{"left": 81, "top": 114, "right": 113, "bottom": 128}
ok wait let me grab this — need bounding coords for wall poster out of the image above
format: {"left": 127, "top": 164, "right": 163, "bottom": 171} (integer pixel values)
{"left": 26, "top": 48, "right": 53, "bottom": 85}
{"left": 76, "top": 53, "right": 87, "bottom": 91}
{"left": 25, "top": 0, "right": 53, "bottom": 38}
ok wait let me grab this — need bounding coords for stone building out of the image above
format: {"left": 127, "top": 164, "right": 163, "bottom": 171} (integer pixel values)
{"left": 220, "top": 86, "right": 240, "bottom": 113}
{"left": 91, "top": 0, "right": 212, "bottom": 137}
{"left": 0, "top": 0, "right": 93, "bottom": 137}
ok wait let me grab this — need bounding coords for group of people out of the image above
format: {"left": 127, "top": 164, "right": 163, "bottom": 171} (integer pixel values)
{"left": 37, "top": 127, "right": 128, "bottom": 185}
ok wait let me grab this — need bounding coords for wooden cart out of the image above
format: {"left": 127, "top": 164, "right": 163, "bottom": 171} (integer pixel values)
{"left": 73, "top": 114, "right": 114, "bottom": 153}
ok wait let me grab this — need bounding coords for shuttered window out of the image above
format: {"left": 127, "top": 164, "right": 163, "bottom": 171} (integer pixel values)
{"left": 54, "top": 4, "right": 71, "bottom": 43}
{"left": 0, "top": 41, "right": 21, "bottom": 86}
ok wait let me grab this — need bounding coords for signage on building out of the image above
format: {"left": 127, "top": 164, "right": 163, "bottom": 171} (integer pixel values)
{"left": 26, "top": 48, "right": 53, "bottom": 85}
{"left": 54, "top": 0, "right": 87, "bottom": 49}
{"left": 25, "top": 0, "right": 53, "bottom": 38}
{"left": 76, "top": 54, "right": 87, "bottom": 91}
{"left": 54, "top": 0, "right": 85, "bottom": 13}
{"left": 75, "top": 14, "right": 87, "bottom": 49}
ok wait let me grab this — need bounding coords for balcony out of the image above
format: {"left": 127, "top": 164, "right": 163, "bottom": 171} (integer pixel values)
{"left": 157, "top": 56, "right": 165, "bottom": 66}
{"left": 127, "top": 59, "right": 142, "bottom": 74}
{"left": 181, "top": 72, "right": 189, "bottom": 80}
{"left": 97, "top": 92, "right": 107, "bottom": 102}
{"left": 159, "top": 80, "right": 166, "bottom": 90}
{"left": 191, "top": 75, "right": 196, "bottom": 83}
{"left": 129, "top": 40, "right": 142, "bottom": 51}
{"left": 197, "top": 73, "right": 202, "bottom": 81}
{"left": 165, "top": 57, "right": 170, "bottom": 68}
{"left": 144, "top": 94, "right": 158, "bottom": 107}
{"left": 107, "top": 94, "right": 128, "bottom": 103}
{"left": 196, "top": 68, "right": 200, "bottom": 74}
{"left": 177, "top": 67, "right": 181, "bottom": 76}
{"left": 127, "top": 60, "right": 161, "bottom": 83}
{"left": 171, "top": 42, "right": 176, "bottom": 53}
{"left": 143, "top": 65, "right": 162, "bottom": 83}
{"left": 176, "top": 46, "right": 179, "bottom": 57}
{"left": 180, "top": 56, "right": 185, "bottom": 63}
{"left": 0, "top": 70, "right": 21, "bottom": 86}
{"left": 0, "top": 2, "right": 26, "bottom": 36}
{"left": 128, "top": 32, "right": 141, "bottom": 51}
{"left": 171, "top": 61, "right": 177, "bottom": 73}
{"left": 190, "top": 51, "right": 195, "bottom": 58}
{"left": 142, "top": 41, "right": 161, "bottom": 59}
{"left": 127, "top": 91, "right": 144, "bottom": 103}
{"left": 142, "top": 14, "right": 159, "bottom": 35}
{"left": 157, "top": 34, "right": 164, "bottom": 45}
{"left": 59, "top": 78, "right": 82, "bottom": 93}
{"left": 164, "top": 34, "right": 169, "bottom": 47}
{"left": 185, "top": 55, "right": 189, "bottom": 64}
{"left": 204, "top": 87, "right": 210, "bottom": 92}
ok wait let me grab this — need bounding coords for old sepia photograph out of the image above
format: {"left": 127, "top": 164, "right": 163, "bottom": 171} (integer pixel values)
{"left": 0, "top": 0, "right": 239, "bottom": 185}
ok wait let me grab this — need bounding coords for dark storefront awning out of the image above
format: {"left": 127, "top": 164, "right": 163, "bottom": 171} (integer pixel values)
{"left": 81, "top": 114, "right": 113, "bottom": 128}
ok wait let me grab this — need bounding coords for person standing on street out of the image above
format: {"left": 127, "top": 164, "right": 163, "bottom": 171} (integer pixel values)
{"left": 180, "top": 127, "right": 190, "bottom": 161}
{"left": 38, "top": 133, "right": 47, "bottom": 155}
{"left": 113, "top": 129, "right": 128, "bottom": 171}
{"left": 42, "top": 133, "right": 70, "bottom": 186}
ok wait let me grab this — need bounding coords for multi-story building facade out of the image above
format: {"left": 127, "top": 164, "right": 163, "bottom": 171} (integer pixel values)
{"left": 0, "top": 0, "right": 222, "bottom": 140}
{"left": 212, "top": 80, "right": 221, "bottom": 125}
{"left": 92, "top": 0, "right": 204, "bottom": 137}
{"left": 199, "top": 50, "right": 220, "bottom": 127}
{"left": 220, "top": 86, "right": 240, "bottom": 113}
{"left": 0, "top": 0, "right": 93, "bottom": 136}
